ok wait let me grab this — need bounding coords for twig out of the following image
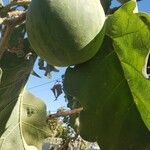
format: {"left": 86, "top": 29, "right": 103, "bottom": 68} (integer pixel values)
{"left": 60, "top": 134, "right": 79, "bottom": 150}
{"left": 47, "top": 108, "right": 83, "bottom": 120}
{"left": 0, "top": 26, "right": 13, "bottom": 58}
{"left": 2, "top": 11, "right": 26, "bottom": 26}
{"left": 0, "top": 0, "right": 30, "bottom": 16}
{"left": 0, "top": 11, "right": 26, "bottom": 59}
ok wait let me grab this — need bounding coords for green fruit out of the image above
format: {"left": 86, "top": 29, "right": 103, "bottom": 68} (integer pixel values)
{"left": 63, "top": 36, "right": 150, "bottom": 149}
{"left": 26, "top": 0, "right": 105, "bottom": 66}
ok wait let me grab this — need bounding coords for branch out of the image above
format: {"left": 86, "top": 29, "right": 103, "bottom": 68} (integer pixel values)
{"left": 60, "top": 134, "right": 79, "bottom": 150}
{"left": 0, "top": 26, "right": 13, "bottom": 58}
{"left": 2, "top": 11, "right": 26, "bottom": 26}
{"left": 47, "top": 108, "right": 83, "bottom": 120}
{"left": 0, "top": 0, "right": 30, "bottom": 16}
{"left": 0, "top": 11, "right": 26, "bottom": 59}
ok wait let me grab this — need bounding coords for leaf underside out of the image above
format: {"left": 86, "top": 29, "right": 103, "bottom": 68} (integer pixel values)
{"left": 0, "top": 52, "right": 51, "bottom": 150}
{"left": 64, "top": 2, "right": 150, "bottom": 150}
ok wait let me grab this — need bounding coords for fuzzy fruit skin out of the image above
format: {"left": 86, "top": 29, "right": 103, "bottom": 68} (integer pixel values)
{"left": 26, "top": 0, "right": 105, "bottom": 66}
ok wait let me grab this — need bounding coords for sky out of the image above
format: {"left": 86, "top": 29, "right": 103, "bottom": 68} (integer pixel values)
{"left": 26, "top": 0, "right": 150, "bottom": 113}
{"left": 27, "top": 62, "right": 67, "bottom": 113}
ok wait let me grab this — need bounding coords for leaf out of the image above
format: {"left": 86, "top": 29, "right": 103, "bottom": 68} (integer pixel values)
{"left": 64, "top": 35, "right": 150, "bottom": 149}
{"left": 38, "top": 58, "right": 59, "bottom": 78}
{"left": 106, "top": 1, "right": 150, "bottom": 130}
{"left": 44, "top": 64, "right": 59, "bottom": 78}
{"left": 0, "top": 89, "right": 51, "bottom": 150}
{"left": 38, "top": 59, "right": 45, "bottom": 70}
{"left": 51, "top": 84, "right": 62, "bottom": 100}
{"left": 64, "top": 37, "right": 150, "bottom": 150}
{"left": 22, "top": 90, "right": 51, "bottom": 149}
{"left": 8, "top": 24, "right": 26, "bottom": 49}
{"left": 0, "top": 51, "right": 51, "bottom": 149}
{"left": 31, "top": 70, "right": 41, "bottom": 78}
{"left": 63, "top": 2, "right": 150, "bottom": 149}
{"left": 100, "top": 0, "right": 112, "bottom": 13}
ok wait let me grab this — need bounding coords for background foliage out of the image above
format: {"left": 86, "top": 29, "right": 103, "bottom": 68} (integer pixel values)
{"left": 0, "top": 0, "right": 150, "bottom": 150}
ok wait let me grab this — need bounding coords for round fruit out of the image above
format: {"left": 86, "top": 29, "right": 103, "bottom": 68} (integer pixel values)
{"left": 26, "top": 0, "right": 105, "bottom": 66}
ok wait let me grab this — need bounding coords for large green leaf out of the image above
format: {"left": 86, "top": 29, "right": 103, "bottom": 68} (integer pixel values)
{"left": 106, "top": 1, "right": 150, "bottom": 130}
{"left": 63, "top": 2, "right": 150, "bottom": 149}
{"left": 64, "top": 36, "right": 150, "bottom": 150}
{"left": 0, "top": 52, "right": 51, "bottom": 150}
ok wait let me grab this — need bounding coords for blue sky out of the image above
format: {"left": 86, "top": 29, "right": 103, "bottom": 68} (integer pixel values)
{"left": 26, "top": 0, "right": 150, "bottom": 113}
{"left": 27, "top": 63, "right": 66, "bottom": 113}
{"left": 137, "top": 0, "right": 150, "bottom": 12}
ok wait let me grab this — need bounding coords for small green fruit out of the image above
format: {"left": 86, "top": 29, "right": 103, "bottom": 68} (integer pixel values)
{"left": 26, "top": 0, "right": 105, "bottom": 66}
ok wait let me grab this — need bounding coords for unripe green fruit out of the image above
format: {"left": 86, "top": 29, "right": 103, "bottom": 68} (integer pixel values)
{"left": 26, "top": 0, "right": 105, "bottom": 66}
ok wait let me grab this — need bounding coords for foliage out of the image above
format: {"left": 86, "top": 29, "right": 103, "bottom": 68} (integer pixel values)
{"left": 47, "top": 115, "right": 93, "bottom": 150}
{"left": 106, "top": 1, "right": 150, "bottom": 130}
{"left": 0, "top": 0, "right": 150, "bottom": 150}
{"left": 37, "top": 58, "right": 59, "bottom": 78}
{"left": 0, "top": 51, "right": 51, "bottom": 150}
{"left": 63, "top": 1, "right": 150, "bottom": 149}
{"left": 100, "top": 0, "right": 112, "bottom": 13}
